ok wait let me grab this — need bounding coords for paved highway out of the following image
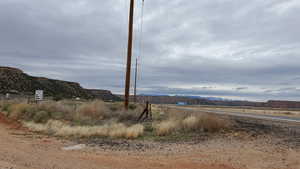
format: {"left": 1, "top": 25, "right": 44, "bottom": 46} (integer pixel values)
{"left": 172, "top": 106, "right": 300, "bottom": 124}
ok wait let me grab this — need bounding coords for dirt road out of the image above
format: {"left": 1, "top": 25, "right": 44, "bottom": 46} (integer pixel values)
{"left": 171, "top": 105, "right": 300, "bottom": 124}
{"left": 0, "top": 114, "right": 299, "bottom": 169}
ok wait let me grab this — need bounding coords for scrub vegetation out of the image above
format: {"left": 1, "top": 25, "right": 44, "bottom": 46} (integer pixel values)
{"left": 0, "top": 99, "right": 231, "bottom": 140}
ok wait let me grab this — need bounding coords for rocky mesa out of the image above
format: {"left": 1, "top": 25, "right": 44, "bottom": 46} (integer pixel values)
{"left": 0, "top": 66, "right": 120, "bottom": 101}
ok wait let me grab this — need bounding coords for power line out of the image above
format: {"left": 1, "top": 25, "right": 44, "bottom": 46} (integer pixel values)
{"left": 134, "top": 0, "right": 145, "bottom": 102}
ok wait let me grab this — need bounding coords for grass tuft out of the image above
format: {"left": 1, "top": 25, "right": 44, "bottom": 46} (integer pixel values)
{"left": 125, "top": 124, "right": 144, "bottom": 139}
{"left": 23, "top": 120, "right": 144, "bottom": 139}
{"left": 182, "top": 115, "right": 200, "bottom": 131}
{"left": 155, "top": 114, "right": 230, "bottom": 135}
{"left": 76, "top": 100, "right": 109, "bottom": 119}
{"left": 154, "top": 120, "right": 180, "bottom": 136}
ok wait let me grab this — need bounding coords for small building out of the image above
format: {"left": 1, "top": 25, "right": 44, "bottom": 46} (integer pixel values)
{"left": 177, "top": 102, "right": 187, "bottom": 106}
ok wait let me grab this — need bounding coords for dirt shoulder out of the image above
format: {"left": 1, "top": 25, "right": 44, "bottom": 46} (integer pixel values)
{"left": 0, "top": 114, "right": 299, "bottom": 169}
{"left": 190, "top": 106, "right": 300, "bottom": 118}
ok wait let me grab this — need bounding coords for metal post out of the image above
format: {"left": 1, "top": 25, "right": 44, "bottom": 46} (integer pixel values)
{"left": 124, "top": 0, "right": 135, "bottom": 109}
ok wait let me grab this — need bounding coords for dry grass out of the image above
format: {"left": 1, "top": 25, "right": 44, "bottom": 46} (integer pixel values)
{"left": 6, "top": 103, "right": 38, "bottom": 120}
{"left": 76, "top": 100, "right": 109, "bottom": 119}
{"left": 182, "top": 115, "right": 200, "bottom": 130}
{"left": 1, "top": 100, "right": 143, "bottom": 125}
{"left": 107, "top": 123, "right": 127, "bottom": 138}
{"left": 74, "top": 101, "right": 143, "bottom": 124}
{"left": 125, "top": 124, "right": 144, "bottom": 139}
{"left": 23, "top": 120, "right": 144, "bottom": 139}
{"left": 155, "top": 113, "right": 230, "bottom": 135}
{"left": 154, "top": 120, "right": 180, "bottom": 136}
{"left": 23, "top": 122, "right": 47, "bottom": 132}
{"left": 2, "top": 101, "right": 73, "bottom": 122}
{"left": 38, "top": 101, "right": 73, "bottom": 114}
{"left": 198, "top": 114, "right": 230, "bottom": 132}
{"left": 3, "top": 100, "right": 231, "bottom": 140}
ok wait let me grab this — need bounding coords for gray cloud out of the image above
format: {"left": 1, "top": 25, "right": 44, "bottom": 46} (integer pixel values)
{"left": 236, "top": 87, "right": 248, "bottom": 91}
{"left": 0, "top": 0, "right": 300, "bottom": 101}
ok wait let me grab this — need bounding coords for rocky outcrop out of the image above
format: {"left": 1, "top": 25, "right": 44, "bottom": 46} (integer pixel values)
{"left": 266, "top": 100, "right": 300, "bottom": 109}
{"left": 0, "top": 66, "right": 92, "bottom": 98}
{"left": 86, "top": 89, "right": 122, "bottom": 101}
{"left": 0, "top": 66, "right": 119, "bottom": 101}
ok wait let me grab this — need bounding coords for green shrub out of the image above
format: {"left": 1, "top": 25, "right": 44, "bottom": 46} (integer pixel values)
{"left": 53, "top": 95, "right": 63, "bottom": 101}
{"left": 1, "top": 103, "right": 11, "bottom": 112}
{"left": 33, "top": 111, "right": 50, "bottom": 123}
{"left": 108, "top": 102, "right": 123, "bottom": 112}
{"left": 38, "top": 101, "right": 72, "bottom": 114}
{"left": 76, "top": 100, "right": 110, "bottom": 119}
{"left": 117, "top": 110, "right": 139, "bottom": 123}
{"left": 8, "top": 103, "right": 33, "bottom": 119}
{"left": 50, "top": 112, "right": 65, "bottom": 120}
{"left": 128, "top": 104, "right": 137, "bottom": 110}
{"left": 109, "top": 105, "right": 118, "bottom": 112}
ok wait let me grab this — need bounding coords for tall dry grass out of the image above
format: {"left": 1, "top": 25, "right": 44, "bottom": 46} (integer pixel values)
{"left": 154, "top": 120, "right": 180, "bottom": 136}
{"left": 75, "top": 100, "right": 109, "bottom": 119}
{"left": 1, "top": 101, "right": 73, "bottom": 123}
{"left": 125, "top": 124, "right": 144, "bottom": 139}
{"left": 182, "top": 115, "right": 200, "bottom": 130}
{"left": 155, "top": 114, "right": 230, "bottom": 135}
{"left": 73, "top": 101, "right": 143, "bottom": 124}
{"left": 198, "top": 114, "right": 230, "bottom": 132}
{"left": 1, "top": 100, "right": 143, "bottom": 125}
{"left": 7, "top": 103, "right": 33, "bottom": 119}
{"left": 23, "top": 120, "right": 144, "bottom": 139}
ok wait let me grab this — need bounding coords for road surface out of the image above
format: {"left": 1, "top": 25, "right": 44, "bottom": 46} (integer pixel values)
{"left": 172, "top": 106, "right": 300, "bottom": 124}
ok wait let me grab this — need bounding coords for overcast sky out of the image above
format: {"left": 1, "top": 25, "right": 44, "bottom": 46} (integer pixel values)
{"left": 1, "top": 0, "right": 300, "bottom": 101}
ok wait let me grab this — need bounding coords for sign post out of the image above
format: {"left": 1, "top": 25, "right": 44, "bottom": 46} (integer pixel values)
{"left": 35, "top": 90, "right": 44, "bottom": 103}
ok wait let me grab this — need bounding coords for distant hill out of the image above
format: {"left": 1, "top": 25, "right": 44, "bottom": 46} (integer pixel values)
{"left": 86, "top": 89, "right": 122, "bottom": 101}
{"left": 123, "top": 95, "right": 213, "bottom": 105}
{"left": 172, "top": 95, "right": 231, "bottom": 101}
{"left": 125, "top": 95, "right": 265, "bottom": 107}
{"left": 0, "top": 66, "right": 121, "bottom": 101}
{"left": 128, "top": 95, "right": 300, "bottom": 109}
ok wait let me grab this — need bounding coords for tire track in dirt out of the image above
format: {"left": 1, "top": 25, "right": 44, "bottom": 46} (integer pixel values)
{"left": 0, "top": 112, "right": 237, "bottom": 169}
{"left": 1, "top": 112, "right": 299, "bottom": 169}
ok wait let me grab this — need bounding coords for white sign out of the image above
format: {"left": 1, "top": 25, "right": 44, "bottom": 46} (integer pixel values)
{"left": 35, "top": 90, "right": 44, "bottom": 101}
{"left": 5, "top": 93, "right": 10, "bottom": 99}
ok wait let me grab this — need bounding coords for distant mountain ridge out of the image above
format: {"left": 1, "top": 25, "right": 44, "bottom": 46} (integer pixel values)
{"left": 139, "top": 94, "right": 232, "bottom": 101}
{"left": 128, "top": 95, "right": 249, "bottom": 106}
{"left": 172, "top": 95, "right": 231, "bottom": 101}
{"left": 0, "top": 66, "right": 120, "bottom": 101}
{"left": 132, "top": 94, "right": 300, "bottom": 108}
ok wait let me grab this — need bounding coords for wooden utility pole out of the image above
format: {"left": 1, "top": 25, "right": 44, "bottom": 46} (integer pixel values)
{"left": 124, "top": 0, "right": 135, "bottom": 109}
{"left": 134, "top": 58, "right": 138, "bottom": 102}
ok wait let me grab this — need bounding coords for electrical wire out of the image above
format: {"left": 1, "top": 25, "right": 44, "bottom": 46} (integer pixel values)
{"left": 137, "top": 0, "right": 145, "bottom": 81}
{"left": 132, "top": 0, "right": 145, "bottom": 95}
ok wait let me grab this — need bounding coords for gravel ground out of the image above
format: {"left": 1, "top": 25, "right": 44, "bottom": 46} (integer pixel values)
{"left": 0, "top": 113, "right": 300, "bottom": 169}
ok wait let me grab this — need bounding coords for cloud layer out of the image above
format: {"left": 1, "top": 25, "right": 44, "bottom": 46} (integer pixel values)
{"left": 1, "top": 0, "right": 300, "bottom": 101}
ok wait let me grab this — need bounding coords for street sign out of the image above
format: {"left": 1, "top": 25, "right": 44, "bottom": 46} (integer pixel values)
{"left": 5, "top": 93, "right": 10, "bottom": 99}
{"left": 35, "top": 90, "right": 44, "bottom": 101}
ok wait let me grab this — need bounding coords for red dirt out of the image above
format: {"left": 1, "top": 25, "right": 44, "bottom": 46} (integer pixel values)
{"left": 0, "top": 113, "right": 23, "bottom": 129}
{"left": 0, "top": 112, "right": 299, "bottom": 169}
{"left": 0, "top": 113, "right": 236, "bottom": 169}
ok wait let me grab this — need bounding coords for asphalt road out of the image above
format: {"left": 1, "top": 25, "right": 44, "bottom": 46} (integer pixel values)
{"left": 172, "top": 106, "right": 300, "bottom": 124}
